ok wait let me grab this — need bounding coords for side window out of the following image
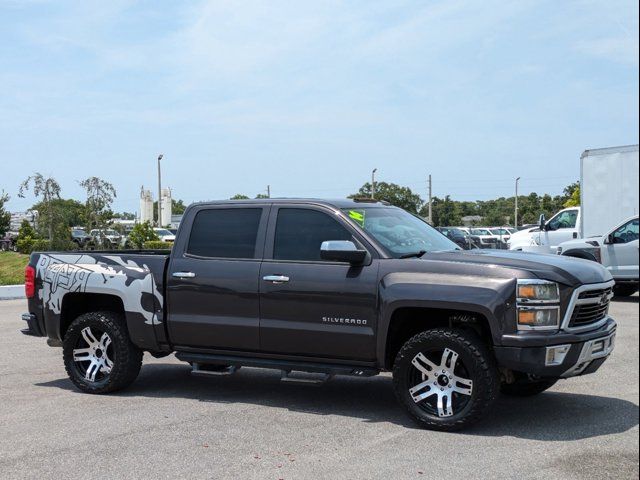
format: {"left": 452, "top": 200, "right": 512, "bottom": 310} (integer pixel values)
{"left": 274, "top": 208, "right": 352, "bottom": 261}
{"left": 612, "top": 219, "right": 640, "bottom": 244}
{"left": 187, "top": 208, "right": 263, "bottom": 258}
{"left": 548, "top": 210, "right": 578, "bottom": 230}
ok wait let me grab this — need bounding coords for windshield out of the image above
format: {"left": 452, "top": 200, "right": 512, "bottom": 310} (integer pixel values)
{"left": 342, "top": 207, "right": 459, "bottom": 257}
{"left": 155, "top": 229, "right": 173, "bottom": 236}
{"left": 72, "top": 229, "right": 87, "bottom": 237}
{"left": 471, "top": 229, "right": 491, "bottom": 235}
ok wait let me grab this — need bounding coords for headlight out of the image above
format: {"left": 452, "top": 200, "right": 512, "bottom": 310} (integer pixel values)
{"left": 517, "top": 280, "right": 559, "bottom": 302}
{"left": 516, "top": 280, "right": 561, "bottom": 331}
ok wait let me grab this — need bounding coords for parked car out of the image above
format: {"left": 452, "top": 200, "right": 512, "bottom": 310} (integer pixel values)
{"left": 558, "top": 216, "right": 639, "bottom": 297}
{"left": 1, "top": 232, "right": 18, "bottom": 252}
{"left": 153, "top": 228, "right": 176, "bottom": 243}
{"left": 465, "top": 228, "right": 501, "bottom": 249}
{"left": 70, "top": 228, "right": 91, "bottom": 248}
{"left": 437, "top": 227, "right": 477, "bottom": 250}
{"left": 22, "top": 199, "right": 617, "bottom": 431}
{"left": 489, "top": 227, "right": 514, "bottom": 246}
{"left": 89, "top": 229, "right": 123, "bottom": 249}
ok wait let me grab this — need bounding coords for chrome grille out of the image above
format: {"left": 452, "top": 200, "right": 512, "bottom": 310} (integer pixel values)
{"left": 566, "top": 284, "right": 614, "bottom": 330}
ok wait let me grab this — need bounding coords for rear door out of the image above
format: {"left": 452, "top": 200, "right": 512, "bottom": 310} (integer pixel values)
{"left": 166, "top": 204, "right": 269, "bottom": 350}
{"left": 259, "top": 205, "right": 379, "bottom": 361}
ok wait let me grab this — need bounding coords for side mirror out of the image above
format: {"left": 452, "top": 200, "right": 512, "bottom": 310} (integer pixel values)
{"left": 539, "top": 214, "right": 547, "bottom": 231}
{"left": 320, "top": 240, "right": 367, "bottom": 264}
{"left": 604, "top": 234, "right": 615, "bottom": 245}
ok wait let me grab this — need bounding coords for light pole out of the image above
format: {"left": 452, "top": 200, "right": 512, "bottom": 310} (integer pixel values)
{"left": 157, "top": 154, "right": 163, "bottom": 227}
{"left": 371, "top": 168, "right": 377, "bottom": 199}
{"left": 515, "top": 176, "right": 521, "bottom": 228}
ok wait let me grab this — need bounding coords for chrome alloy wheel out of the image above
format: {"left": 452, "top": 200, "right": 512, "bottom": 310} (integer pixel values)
{"left": 72, "top": 327, "right": 114, "bottom": 382}
{"left": 409, "top": 348, "right": 473, "bottom": 418}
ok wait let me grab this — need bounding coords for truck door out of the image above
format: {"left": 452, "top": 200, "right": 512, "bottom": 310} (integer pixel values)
{"left": 602, "top": 218, "right": 639, "bottom": 280}
{"left": 540, "top": 208, "right": 580, "bottom": 251}
{"left": 166, "top": 205, "right": 269, "bottom": 350}
{"left": 259, "top": 205, "right": 379, "bottom": 361}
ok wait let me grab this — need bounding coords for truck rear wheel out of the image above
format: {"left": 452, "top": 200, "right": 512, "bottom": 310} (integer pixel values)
{"left": 501, "top": 373, "right": 557, "bottom": 397}
{"left": 63, "top": 311, "right": 143, "bottom": 394}
{"left": 392, "top": 328, "right": 499, "bottom": 431}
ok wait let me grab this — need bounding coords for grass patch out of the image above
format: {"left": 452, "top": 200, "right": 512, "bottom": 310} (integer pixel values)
{"left": 0, "top": 252, "right": 29, "bottom": 286}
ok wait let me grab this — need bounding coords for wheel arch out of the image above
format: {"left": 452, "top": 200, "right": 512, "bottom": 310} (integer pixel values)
{"left": 381, "top": 306, "right": 494, "bottom": 370}
{"left": 562, "top": 249, "right": 599, "bottom": 262}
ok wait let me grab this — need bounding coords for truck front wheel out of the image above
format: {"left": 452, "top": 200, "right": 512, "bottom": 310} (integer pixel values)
{"left": 392, "top": 328, "right": 499, "bottom": 431}
{"left": 63, "top": 311, "right": 143, "bottom": 394}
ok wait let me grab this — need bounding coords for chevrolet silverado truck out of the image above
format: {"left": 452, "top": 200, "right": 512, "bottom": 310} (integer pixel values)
{"left": 21, "top": 199, "right": 617, "bottom": 431}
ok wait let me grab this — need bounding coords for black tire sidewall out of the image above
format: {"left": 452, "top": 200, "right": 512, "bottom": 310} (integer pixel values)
{"left": 393, "top": 329, "right": 498, "bottom": 430}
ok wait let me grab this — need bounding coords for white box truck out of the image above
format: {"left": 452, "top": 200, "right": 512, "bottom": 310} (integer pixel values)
{"left": 509, "top": 144, "right": 639, "bottom": 253}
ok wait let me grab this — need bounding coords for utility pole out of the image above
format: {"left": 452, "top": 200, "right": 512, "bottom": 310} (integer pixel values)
{"left": 371, "top": 168, "right": 377, "bottom": 199}
{"left": 267, "top": 185, "right": 271, "bottom": 198}
{"left": 157, "top": 154, "right": 163, "bottom": 227}
{"left": 515, "top": 176, "right": 521, "bottom": 228}
{"left": 428, "top": 174, "right": 433, "bottom": 224}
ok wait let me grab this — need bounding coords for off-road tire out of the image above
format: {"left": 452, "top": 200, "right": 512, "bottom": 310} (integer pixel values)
{"left": 613, "top": 284, "right": 639, "bottom": 298}
{"left": 63, "top": 311, "right": 143, "bottom": 394}
{"left": 392, "top": 328, "right": 499, "bottom": 431}
{"left": 501, "top": 374, "right": 557, "bottom": 397}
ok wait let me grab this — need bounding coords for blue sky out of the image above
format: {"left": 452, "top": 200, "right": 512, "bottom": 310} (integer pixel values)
{"left": 1, "top": 0, "right": 638, "bottom": 214}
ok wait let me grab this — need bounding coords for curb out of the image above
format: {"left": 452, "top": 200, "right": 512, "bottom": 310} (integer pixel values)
{"left": 0, "top": 285, "right": 24, "bottom": 300}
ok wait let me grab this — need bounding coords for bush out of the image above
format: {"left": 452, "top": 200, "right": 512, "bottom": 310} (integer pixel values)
{"left": 16, "top": 237, "right": 51, "bottom": 254}
{"left": 143, "top": 241, "right": 171, "bottom": 250}
{"left": 128, "top": 221, "right": 159, "bottom": 249}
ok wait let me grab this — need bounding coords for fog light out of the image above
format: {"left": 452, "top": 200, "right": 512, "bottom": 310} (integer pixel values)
{"left": 546, "top": 345, "right": 571, "bottom": 366}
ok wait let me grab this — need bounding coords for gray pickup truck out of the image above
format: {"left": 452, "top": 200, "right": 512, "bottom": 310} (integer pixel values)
{"left": 21, "top": 199, "right": 617, "bottom": 430}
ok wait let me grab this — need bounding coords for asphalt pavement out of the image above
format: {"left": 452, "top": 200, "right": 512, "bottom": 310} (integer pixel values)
{"left": 0, "top": 297, "right": 638, "bottom": 479}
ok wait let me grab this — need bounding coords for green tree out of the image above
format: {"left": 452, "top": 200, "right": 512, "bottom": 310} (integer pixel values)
{"left": 0, "top": 191, "right": 10, "bottom": 236}
{"left": 32, "top": 198, "right": 87, "bottom": 230}
{"left": 128, "top": 221, "right": 159, "bottom": 249}
{"left": 79, "top": 176, "right": 117, "bottom": 231}
{"left": 255, "top": 193, "right": 270, "bottom": 199}
{"left": 19, "top": 173, "right": 61, "bottom": 241}
{"left": 564, "top": 183, "right": 580, "bottom": 207}
{"left": 350, "top": 182, "right": 424, "bottom": 213}
{"left": 16, "top": 219, "right": 38, "bottom": 254}
{"left": 231, "top": 194, "right": 250, "bottom": 200}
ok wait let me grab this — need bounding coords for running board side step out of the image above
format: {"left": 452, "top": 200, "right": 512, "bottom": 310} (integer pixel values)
{"left": 280, "top": 370, "right": 333, "bottom": 385}
{"left": 191, "top": 362, "right": 239, "bottom": 377}
{"left": 176, "top": 352, "right": 379, "bottom": 378}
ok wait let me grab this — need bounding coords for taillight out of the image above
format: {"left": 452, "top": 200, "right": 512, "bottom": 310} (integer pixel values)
{"left": 25, "top": 265, "right": 36, "bottom": 298}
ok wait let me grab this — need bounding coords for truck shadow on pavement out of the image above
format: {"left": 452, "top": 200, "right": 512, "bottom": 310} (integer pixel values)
{"left": 37, "top": 362, "right": 638, "bottom": 440}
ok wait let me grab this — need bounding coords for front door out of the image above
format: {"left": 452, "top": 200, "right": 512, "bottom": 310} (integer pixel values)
{"left": 540, "top": 208, "right": 580, "bottom": 250}
{"left": 259, "top": 206, "right": 379, "bottom": 361}
{"left": 603, "top": 218, "right": 640, "bottom": 280}
{"left": 167, "top": 205, "right": 269, "bottom": 350}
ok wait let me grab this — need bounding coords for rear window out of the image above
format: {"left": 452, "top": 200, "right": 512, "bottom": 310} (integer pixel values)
{"left": 187, "top": 208, "right": 263, "bottom": 258}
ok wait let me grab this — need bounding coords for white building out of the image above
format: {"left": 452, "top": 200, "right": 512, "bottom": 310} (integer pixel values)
{"left": 139, "top": 187, "right": 154, "bottom": 224}
{"left": 160, "top": 188, "right": 172, "bottom": 227}
{"left": 10, "top": 210, "right": 38, "bottom": 232}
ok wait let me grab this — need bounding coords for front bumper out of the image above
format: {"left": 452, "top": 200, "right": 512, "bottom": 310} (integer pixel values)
{"left": 494, "top": 317, "right": 617, "bottom": 378}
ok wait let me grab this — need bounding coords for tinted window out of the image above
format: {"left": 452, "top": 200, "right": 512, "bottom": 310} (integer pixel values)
{"left": 274, "top": 208, "right": 352, "bottom": 261}
{"left": 187, "top": 208, "right": 263, "bottom": 258}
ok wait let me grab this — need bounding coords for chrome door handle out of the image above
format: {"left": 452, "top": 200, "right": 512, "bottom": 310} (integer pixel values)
{"left": 263, "top": 275, "right": 290, "bottom": 284}
{"left": 172, "top": 271, "right": 196, "bottom": 279}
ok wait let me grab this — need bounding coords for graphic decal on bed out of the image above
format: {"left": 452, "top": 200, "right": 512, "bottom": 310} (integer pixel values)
{"left": 36, "top": 254, "right": 163, "bottom": 325}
